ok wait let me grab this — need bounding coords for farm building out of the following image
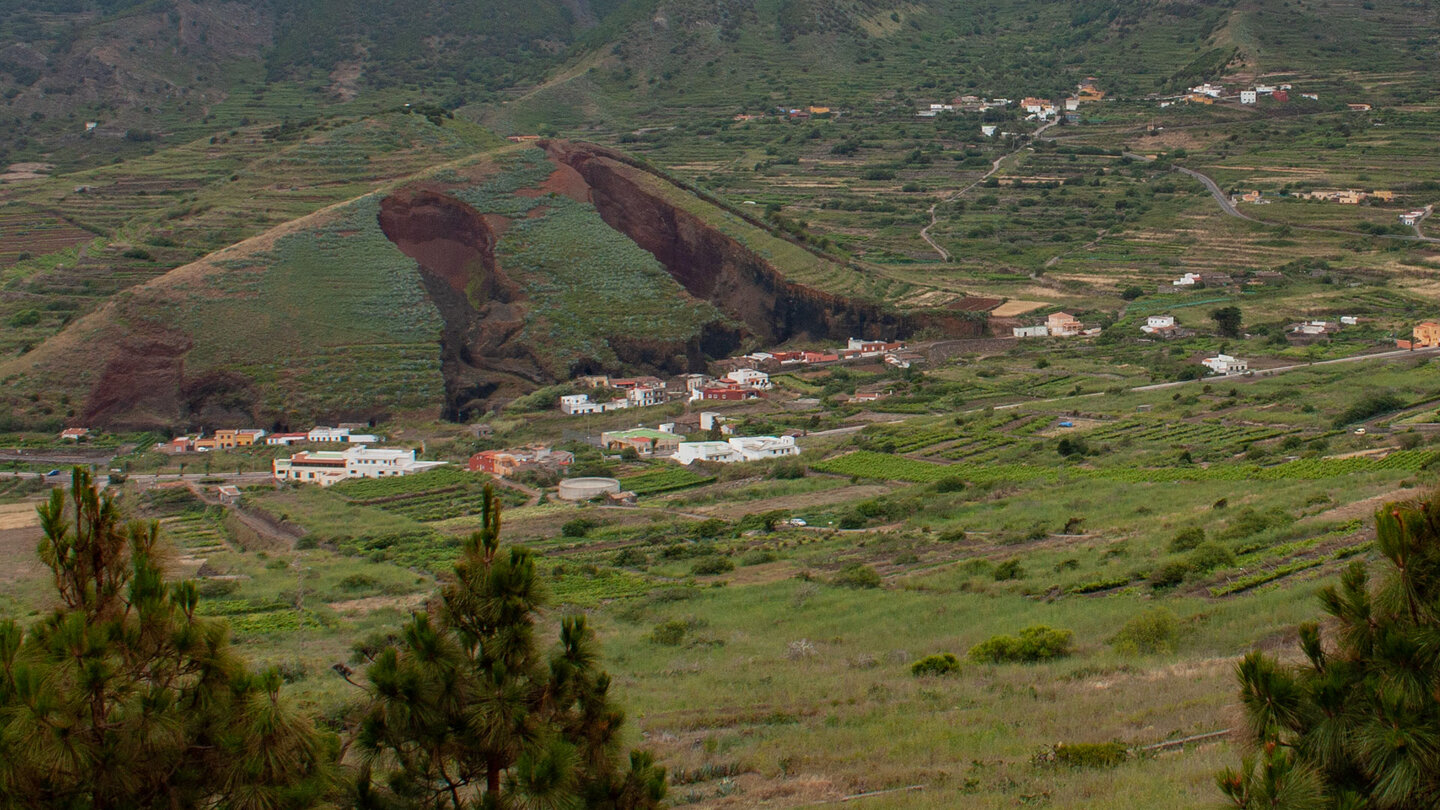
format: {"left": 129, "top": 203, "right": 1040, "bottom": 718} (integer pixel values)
{"left": 272, "top": 446, "right": 446, "bottom": 486}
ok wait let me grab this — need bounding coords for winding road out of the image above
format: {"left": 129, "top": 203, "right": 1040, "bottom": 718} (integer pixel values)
{"left": 919, "top": 118, "right": 1058, "bottom": 261}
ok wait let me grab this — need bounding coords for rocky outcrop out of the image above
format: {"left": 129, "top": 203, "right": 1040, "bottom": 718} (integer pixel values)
{"left": 377, "top": 190, "right": 539, "bottom": 421}
{"left": 542, "top": 141, "right": 986, "bottom": 344}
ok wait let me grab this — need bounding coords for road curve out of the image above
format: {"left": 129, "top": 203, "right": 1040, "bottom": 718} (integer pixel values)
{"left": 919, "top": 119, "right": 1058, "bottom": 261}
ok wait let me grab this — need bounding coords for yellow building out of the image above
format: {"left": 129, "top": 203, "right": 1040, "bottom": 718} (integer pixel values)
{"left": 1414, "top": 322, "right": 1440, "bottom": 348}
{"left": 214, "top": 428, "right": 266, "bottom": 449}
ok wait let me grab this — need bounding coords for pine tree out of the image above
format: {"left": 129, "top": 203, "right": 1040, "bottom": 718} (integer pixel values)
{"left": 0, "top": 468, "right": 334, "bottom": 809}
{"left": 1219, "top": 492, "right": 1440, "bottom": 808}
{"left": 354, "top": 485, "right": 666, "bottom": 809}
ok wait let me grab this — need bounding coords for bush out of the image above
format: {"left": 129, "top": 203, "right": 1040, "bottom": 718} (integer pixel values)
{"left": 832, "top": 563, "right": 882, "bottom": 589}
{"left": 934, "top": 476, "right": 966, "bottom": 493}
{"left": 993, "top": 559, "right": 1025, "bottom": 581}
{"left": 740, "top": 550, "right": 777, "bottom": 566}
{"left": 649, "top": 620, "right": 689, "bottom": 646}
{"left": 936, "top": 528, "right": 967, "bottom": 543}
{"left": 1051, "top": 741, "right": 1129, "bottom": 768}
{"left": 1188, "top": 541, "right": 1235, "bottom": 573}
{"left": 1110, "top": 608, "right": 1180, "bottom": 655}
{"left": 910, "top": 653, "right": 961, "bottom": 677}
{"left": 613, "top": 548, "right": 650, "bottom": 569}
{"left": 1148, "top": 560, "right": 1192, "bottom": 589}
{"left": 690, "top": 555, "right": 735, "bottom": 576}
{"left": 968, "top": 626, "right": 1074, "bottom": 663}
{"left": 338, "top": 573, "right": 382, "bottom": 592}
{"left": 561, "top": 518, "right": 596, "bottom": 538}
{"left": 1169, "top": 526, "right": 1206, "bottom": 552}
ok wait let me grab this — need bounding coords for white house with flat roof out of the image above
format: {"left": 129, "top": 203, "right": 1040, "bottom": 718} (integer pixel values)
{"left": 1201, "top": 354, "right": 1249, "bottom": 375}
{"left": 307, "top": 426, "right": 351, "bottom": 443}
{"left": 727, "top": 435, "right": 799, "bottom": 462}
{"left": 272, "top": 446, "right": 446, "bottom": 486}
{"left": 675, "top": 441, "right": 742, "bottom": 465}
{"left": 1141, "top": 315, "right": 1176, "bottom": 333}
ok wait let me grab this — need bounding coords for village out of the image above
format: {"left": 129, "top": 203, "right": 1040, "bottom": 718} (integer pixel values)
{"left": 558, "top": 337, "right": 918, "bottom": 415}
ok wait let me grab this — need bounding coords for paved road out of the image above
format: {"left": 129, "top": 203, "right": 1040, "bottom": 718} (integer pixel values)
{"left": 973, "top": 345, "right": 1440, "bottom": 414}
{"left": 919, "top": 119, "right": 1058, "bottom": 261}
{"left": 1132, "top": 346, "right": 1440, "bottom": 391}
{"left": 1171, "top": 163, "right": 1440, "bottom": 244}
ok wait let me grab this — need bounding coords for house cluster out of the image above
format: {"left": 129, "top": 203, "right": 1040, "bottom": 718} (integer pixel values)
{"left": 723, "top": 338, "right": 916, "bottom": 372}
{"left": 559, "top": 370, "right": 776, "bottom": 414}
{"left": 1398, "top": 322, "right": 1440, "bottom": 350}
{"left": 560, "top": 376, "right": 674, "bottom": 415}
{"left": 593, "top": 415, "right": 798, "bottom": 466}
{"left": 774, "top": 105, "right": 834, "bottom": 120}
{"left": 1201, "top": 354, "right": 1249, "bottom": 376}
{"left": 915, "top": 96, "right": 1010, "bottom": 117}
{"left": 157, "top": 425, "right": 380, "bottom": 454}
{"left": 673, "top": 436, "right": 801, "bottom": 466}
{"left": 1294, "top": 189, "right": 1395, "bottom": 205}
{"left": 1179, "top": 83, "right": 1300, "bottom": 107}
{"left": 1288, "top": 319, "right": 1354, "bottom": 342}
{"left": 272, "top": 446, "right": 446, "bottom": 486}
{"left": 467, "top": 446, "right": 574, "bottom": 478}
{"left": 1013, "top": 312, "right": 1097, "bottom": 339}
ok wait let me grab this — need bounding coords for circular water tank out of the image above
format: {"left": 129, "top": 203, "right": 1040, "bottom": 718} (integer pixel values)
{"left": 557, "top": 477, "right": 621, "bottom": 501}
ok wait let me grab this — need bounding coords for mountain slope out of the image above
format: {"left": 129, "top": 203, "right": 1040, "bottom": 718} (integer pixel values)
{"left": 0, "top": 139, "right": 977, "bottom": 430}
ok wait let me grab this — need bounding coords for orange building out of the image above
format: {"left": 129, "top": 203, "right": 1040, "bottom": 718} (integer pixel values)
{"left": 1412, "top": 322, "right": 1440, "bottom": 349}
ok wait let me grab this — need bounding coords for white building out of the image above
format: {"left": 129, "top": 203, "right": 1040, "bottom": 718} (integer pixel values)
{"left": 1013, "top": 325, "right": 1049, "bottom": 338}
{"left": 725, "top": 368, "right": 772, "bottom": 389}
{"left": 674, "top": 436, "right": 798, "bottom": 465}
{"left": 1255, "top": 84, "right": 1276, "bottom": 94}
{"left": 1201, "top": 354, "right": 1249, "bottom": 375}
{"left": 1401, "top": 209, "right": 1428, "bottom": 226}
{"left": 1173, "top": 272, "right": 1202, "bottom": 287}
{"left": 272, "top": 446, "right": 447, "bottom": 486}
{"left": 1191, "top": 83, "right": 1225, "bottom": 98}
{"left": 627, "top": 386, "right": 666, "bottom": 407}
{"left": 307, "top": 426, "right": 351, "bottom": 443}
{"left": 727, "top": 436, "right": 800, "bottom": 462}
{"left": 1341, "top": 316, "right": 1359, "bottom": 326}
{"left": 1141, "top": 315, "right": 1176, "bottom": 334}
{"left": 1240, "top": 90, "right": 1257, "bottom": 105}
{"left": 560, "top": 393, "right": 631, "bottom": 415}
{"left": 346, "top": 433, "right": 381, "bottom": 443}
{"left": 674, "top": 441, "right": 741, "bottom": 465}
{"left": 981, "top": 125, "right": 997, "bottom": 137}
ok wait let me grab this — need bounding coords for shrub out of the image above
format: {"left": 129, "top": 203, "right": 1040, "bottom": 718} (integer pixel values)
{"left": 936, "top": 528, "right": 967, "bottom": 543}
{"left": 832, "top": 563, "right": 882, "bottom": 589}
{"left": 690, "top": 555, "right": 735, "bottom": 576}
{"left": 740, "top": 550, "right": 777, "bottom": 566}
{"left": 338, "top": 573, "right": 382, "bottom": 592}
{"left": 935, "top": 476, "right": 966, "bottom": 493}
{"left": 1169, "top": 526, "right": 1206, "bottom": 552}
{"left": 910, "top": 653, "right": 961, "bottom": 677}
{"left": 1051, "top": 741, "right": 1129, "bottom": 768}
{"left": 1110, "top": 608, "right": 1180, "bottom": 655}
{"left": 968, "top": 626, "right": 1074, "bottom": 663}
{"left": 649, "top": 620, "right": 689, "bottom": 646}
{"left": 1148, "top": 560, "right": 1192, "bottom": 589}
{"left": 690, "top": 518, "right": 728, "bottom": 539}
{"left": 613, "top": 548, "right": 650, "bottom": 569}
{"left": 561, "top": 517, "right": 596, "bottom": 538}
{"left": 1188, "top": 541, "right": 1235, "bottom": 573}
{"left": 993, "top": 559, "right": 1025, "bottom": 581}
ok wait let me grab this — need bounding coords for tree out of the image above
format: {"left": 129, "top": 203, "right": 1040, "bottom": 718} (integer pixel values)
{"left": 1219, "top": 492, "right": 1440, "bottom": 808}
{"left": 0, "top": 468, "right": 333, "bottom": 809}
{"left": 1211, "top": 306, "right": 1244, "bottom": 338}
{"left": 354, "top": 486, "right": 666, "bottom": 809}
